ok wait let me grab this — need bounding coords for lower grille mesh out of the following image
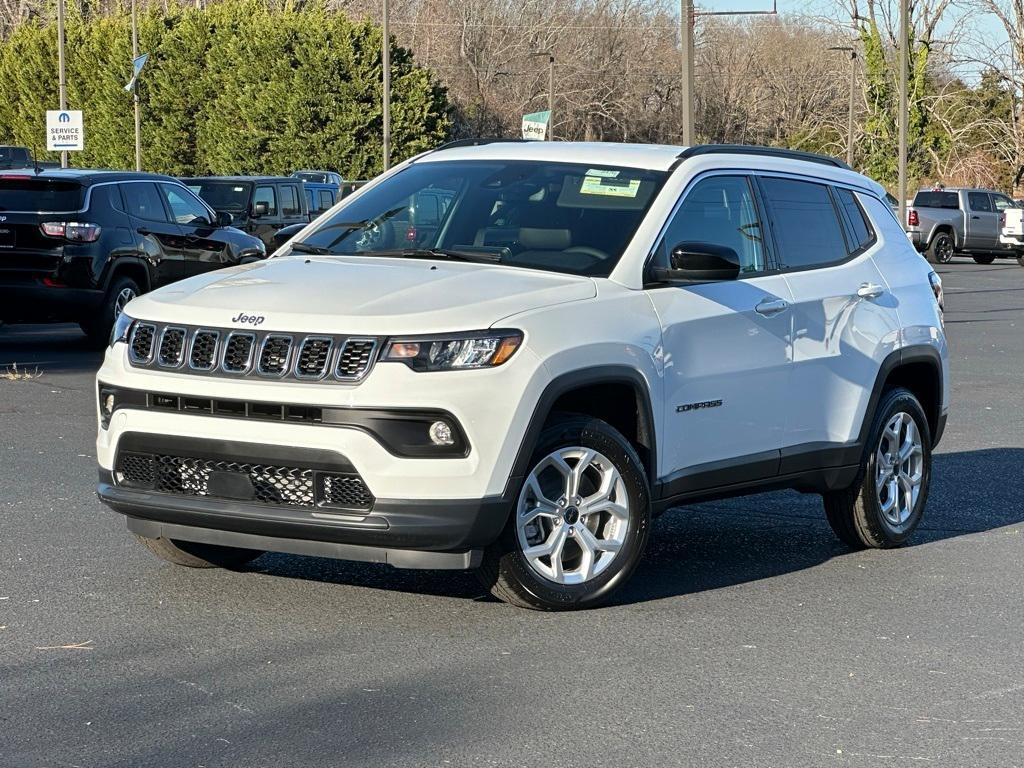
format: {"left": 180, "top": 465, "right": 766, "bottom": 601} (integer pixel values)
{"left": 116, "top": 451, "right": 373, "bottom": 511}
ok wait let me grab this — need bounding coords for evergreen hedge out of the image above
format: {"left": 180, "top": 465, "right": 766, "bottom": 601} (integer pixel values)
{"left": 0, "top": 0, "right": 451, "bottom": 178}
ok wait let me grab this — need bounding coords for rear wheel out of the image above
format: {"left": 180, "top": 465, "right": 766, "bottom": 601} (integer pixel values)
{"left": 1018, "top": 253, "right": 1024, "bottom": 267}
{"left": 972, "top": 254, "right": 996, "bottom": 265}
{"left": 477, "top": 415, "right": 651, "bottom": 610}
{"left": 80, "top": 275, "right": 140, "bottom": 347}
{"left": 926, "top": 232, "right": 955, "bottom": 264}
{"left": 823, "top": 388, "right": 931, "bottom": 549}
{"left": 135, "top": 535, "right": 263, "bottom": 569}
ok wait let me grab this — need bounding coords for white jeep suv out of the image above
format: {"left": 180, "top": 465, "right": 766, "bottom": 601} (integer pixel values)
{"left": 96, "top": 141, "right": 949, "bottom": 610}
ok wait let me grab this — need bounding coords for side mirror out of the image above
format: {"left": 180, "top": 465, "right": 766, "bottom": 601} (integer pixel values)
{"left": 215, "top": 211, "right": 233, "bottom": 227}
{"left": 252, "top": 202, "right": 269, "bottom": 218}
{"left": 652, "top": 241, "right": 741, "bottom": 283}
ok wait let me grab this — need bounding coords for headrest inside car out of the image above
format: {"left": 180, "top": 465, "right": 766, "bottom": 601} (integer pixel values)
{"left": 518, "top": 227, "right": 571, "bottom": 250}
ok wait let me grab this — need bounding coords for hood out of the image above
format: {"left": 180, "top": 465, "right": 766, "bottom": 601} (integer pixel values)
{"left": 127, "top": 254, "right": 597, "bottom": 335}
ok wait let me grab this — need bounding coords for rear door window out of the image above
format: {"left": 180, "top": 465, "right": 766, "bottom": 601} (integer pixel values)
{"left": 0, "top": 178, "right": 84, "bottom": 211}
{"left": 318, "top": 189, "right": 334, "bottom": 212}
{"left": 834, "top": 187, "right": 874, "bottom": 253}
{"left": 759, "top": 176, "right": 849, "bottom": 270}
{"left": 968, "top": 192, "right": 993, "bottom": 212}
{"left": 122, "top": 182, "right": 169, "bottom": 222}
{"left": 280, "top": 184, "right": 301, "bottom": 216}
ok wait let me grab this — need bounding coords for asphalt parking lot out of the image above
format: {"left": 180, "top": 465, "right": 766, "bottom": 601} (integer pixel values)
{"left": 1, "top": 259, "right": 1022, "bottom": 768}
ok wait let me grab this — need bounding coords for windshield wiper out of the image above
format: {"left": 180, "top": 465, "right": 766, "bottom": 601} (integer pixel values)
{"left": 366, "top": 248, "right": 503, "bottom": 264}
{"left": 289, "top": 241, "right": 334, "bottom": 255}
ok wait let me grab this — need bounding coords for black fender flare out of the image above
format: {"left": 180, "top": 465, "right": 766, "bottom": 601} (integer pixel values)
{"left": 857, "top": 344, "right": 945, "bottom": 450}
{"left": 500, "top": 365, "right": 658, "bottom": 501}
{"left": 100, "top": 255, "right": 152, "bottom": 294}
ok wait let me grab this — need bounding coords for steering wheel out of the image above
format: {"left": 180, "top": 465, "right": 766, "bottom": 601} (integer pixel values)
{"left": 356, "top": 219, "right": 395, "bottom": 251}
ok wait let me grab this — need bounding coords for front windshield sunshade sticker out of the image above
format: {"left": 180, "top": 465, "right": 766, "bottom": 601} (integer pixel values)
{"left": 584, "top": 168, "right": 620, "bottom": 178}
{"left": 580, "top": 175, "right": 641, "bottom": 198}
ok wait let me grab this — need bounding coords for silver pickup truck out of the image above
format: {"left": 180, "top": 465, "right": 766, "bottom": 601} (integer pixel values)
{"left": 906, "top": 187, "right": 1021, "bottom": 264}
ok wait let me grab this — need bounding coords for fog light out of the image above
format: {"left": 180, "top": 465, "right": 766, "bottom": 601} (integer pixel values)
{"left": 428, "top": 420, "right": 454, "bottom": 446}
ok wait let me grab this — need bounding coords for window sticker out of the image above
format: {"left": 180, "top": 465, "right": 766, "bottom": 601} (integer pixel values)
{"left": 580, "top": 175, "right": 641, "bottom": 198}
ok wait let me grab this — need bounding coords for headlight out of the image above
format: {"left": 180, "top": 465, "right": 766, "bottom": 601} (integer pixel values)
{"left": 382, "top": 330, "right": 523, "bottom": 371}
{"left": 109, "top": 311, "right": 134, "bottom": 347}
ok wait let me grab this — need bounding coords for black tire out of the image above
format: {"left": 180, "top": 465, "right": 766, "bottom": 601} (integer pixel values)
{"left": 823, "top": 388, "right": 932, "bottom": 549}
{"left": 926, "top": 232, "right": 955, "bottom": 264}
{"left": 80, "top": 274, "right": 141, "bottom": 348}
{"left": 135, "top": 534, "right": 263, "bottom": 569}
{"left": 1017, "top": 254, "right": 1024, "bottom": 268}
{"left": 477, "top": 414, "right": 651, "bottom": 610}
{"left": 972, "top": 254, "right": 996, "bottom": 265}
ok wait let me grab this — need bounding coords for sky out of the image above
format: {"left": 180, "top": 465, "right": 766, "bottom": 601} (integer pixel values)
{"left": 698, "top": 0, "right": 1009, "bottom": 81}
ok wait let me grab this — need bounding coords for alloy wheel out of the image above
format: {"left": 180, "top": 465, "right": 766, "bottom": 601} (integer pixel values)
{"left": 114, "top": 286, "right": 137, "bottom": 317}
{"left": 875, "top": 412, "right": 924, "bottom": 526}
{"left": 515, "top": 447, "right": 630, "bottom": 585}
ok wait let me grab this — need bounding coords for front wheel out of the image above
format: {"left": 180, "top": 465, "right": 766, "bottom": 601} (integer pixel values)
{"left": 823, "top": 388, "right": 932, "bottom": 549}
{"left": 926, "top": 232, "right": 955, "bottom": 264}
{"left": 477, "top": 415, "right": 651, "bottom": 610}
{"left": 1018, "top": 253, "right": 1024, "bottom": 267}
{"left": 972, "top": 254, "right": 996, "bottom": 265}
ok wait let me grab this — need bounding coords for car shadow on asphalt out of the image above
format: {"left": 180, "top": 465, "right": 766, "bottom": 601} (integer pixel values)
{"left": 0, "top": 323, "right": 104, "bottom": 374}
{"left": 247, "top": 448, "right": 1024, "bottom": 608}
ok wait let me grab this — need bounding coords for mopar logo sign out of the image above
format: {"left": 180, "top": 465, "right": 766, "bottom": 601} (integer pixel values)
{"left": 46, "top": 110, "right": 84, "bottom": 151}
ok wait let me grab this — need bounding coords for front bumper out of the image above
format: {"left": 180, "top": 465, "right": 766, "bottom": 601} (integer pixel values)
{"left": 99, "top": 468, "right": 509, "bottom": 565}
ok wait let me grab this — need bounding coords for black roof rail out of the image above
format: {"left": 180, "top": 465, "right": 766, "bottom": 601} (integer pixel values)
{"left": 677, "top": 144, "right": 852, "bottom": 171}
{"left": 431, "top": 137, "right": 532, "bottom": 151}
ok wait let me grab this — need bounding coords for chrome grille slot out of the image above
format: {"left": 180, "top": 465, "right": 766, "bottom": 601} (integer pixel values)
{"left": 295, "top": 337, "right": 333, "bottom": 379}
{"left": 189, "top": 330, "right": 219, "bottom": 370}
{"left": 258, "top": 335, "right": 292, "bottom": 376}
{"left": 157, "top": 327, "right": 187, "bottom": 367}
{"left": 336, "top": 339, "right": 377, "bottom": 380}
{"left": 129, "top": 323, "right": 155, "bottom": 363}
{"left": 222, "top": 332, "right": 256, "bottom": 373}
{"left": 125, "top": 323, "right": 380, "bottom": 383}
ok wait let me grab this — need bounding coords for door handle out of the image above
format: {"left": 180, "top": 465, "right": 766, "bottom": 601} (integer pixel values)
{"left": 857, "top": 282, "right": 885, "bottom": 299}
{"left": 754, "top": 298, "right": 789, "bottom": 317}
{"left": 971, "top": 215, "right": 981, "bottom": 219}
{"left": 137, "top": 227, "right": 152, "bottom": 236}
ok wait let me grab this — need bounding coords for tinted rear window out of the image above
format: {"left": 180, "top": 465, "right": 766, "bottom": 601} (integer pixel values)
{"left": 0, "top": 178, "right": 84, "bottom": 211}
{"left": 759, "top": 176, "right": 849, "bottom": 270}
{"left": 913, "top": 191, "right": 959, "bottom": 209}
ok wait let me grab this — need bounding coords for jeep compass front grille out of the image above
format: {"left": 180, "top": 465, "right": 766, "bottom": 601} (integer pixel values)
{"left": 116, "top": 451, "right": 374, "bottom": 511}
{"left": 124, "top": 322, "right": 379, "bottom": 383}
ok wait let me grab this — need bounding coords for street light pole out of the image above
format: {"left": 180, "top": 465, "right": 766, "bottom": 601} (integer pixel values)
{"left": 382, "top": 0, "right": 391, "bottom": 171}
{"left": 131, "top": 0, "right": 141, "bottom": 171}
{"left": 547, "top": 54, "right": 554, "bottom": 141}
{"left": 898, "top": 0, "right": 909, "bottom": 225}
{"left": 829, "top": 46, "right": 858, "bottom": 167}
{"left": 57, "top": 0, "right": 67, "bottom": 168}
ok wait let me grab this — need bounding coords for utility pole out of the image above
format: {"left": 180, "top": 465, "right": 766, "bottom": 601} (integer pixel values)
{"left": 382, "top": 0, "right": 391, "bottom": 171}
{"left": 57, "top": 0, "right": 68, "bottom": 168}
{"left": 829, "top": 46, "right": 858, "bottom": 167}
{"left": 680, "top": 0, "right": 694, "bottom": 145}
{"left": 131, "top": 0, "right": 141, "bottom": 171}
{"left": 547, "top": 54, "right": 554, "bottom": 141}
{"left": 898, "top": 0, "right": 909, "bottom": 226}
{"left": 680, "top": 0, "right": 777, "bottom": 147}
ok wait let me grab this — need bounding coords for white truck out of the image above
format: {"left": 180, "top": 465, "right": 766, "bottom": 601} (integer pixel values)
{"left": 1000, "top": 207, "right": 1024, "bottom": 266}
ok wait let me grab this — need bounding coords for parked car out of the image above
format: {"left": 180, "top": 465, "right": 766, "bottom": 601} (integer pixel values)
{"left": 182, "top": 176, "right": 309, "bottom": 250}
{"left": 96, "top": 141, "right": 948, "bottom": 610}
{"left": 302, "top": 181, "right": 337, "bottom": 217}
{"left": 906, "top": 187, "right": 1020, "bottom": 264}
{"left": 0, "top": 145, "right": 34, "bottom": 170}
{"left": 291, "top": 169, "right": 343, "bottom": 186}
{"left": 0, "top": 169, "right": 265, "bottom": 344}
{"left": 999, "top": 207, "right": 1024, "bottom": 266}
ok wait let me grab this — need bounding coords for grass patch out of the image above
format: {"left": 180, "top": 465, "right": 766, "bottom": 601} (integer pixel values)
{"left": 2, "top": 363, "right": 43, "bottom": 381}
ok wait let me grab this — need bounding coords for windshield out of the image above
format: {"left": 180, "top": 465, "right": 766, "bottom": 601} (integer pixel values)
{"left": 186, "top": 181, "right": 252, "bottom": 212}
{"left": 293, "top": 160, "right": 667, "bottom": 277}
{"left": 0, "top": 178, "right": 83, "bottom": 211}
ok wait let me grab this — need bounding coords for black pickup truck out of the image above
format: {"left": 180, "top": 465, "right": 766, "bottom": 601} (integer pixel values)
{"left": 182, "top": 176, "right": 309, "bottom": 250}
